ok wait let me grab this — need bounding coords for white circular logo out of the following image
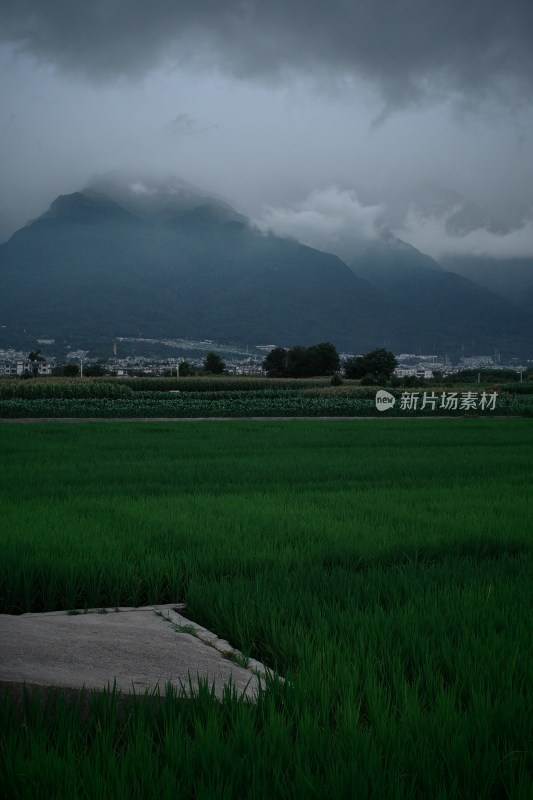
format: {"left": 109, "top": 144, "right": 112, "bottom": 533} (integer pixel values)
{"left": 375, "top": 390, "right": 396, "bottom": 411}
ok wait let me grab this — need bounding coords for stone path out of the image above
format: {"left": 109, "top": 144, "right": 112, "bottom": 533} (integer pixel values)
{"left": 0, "top": 604, "right": 272, "bottom": 702}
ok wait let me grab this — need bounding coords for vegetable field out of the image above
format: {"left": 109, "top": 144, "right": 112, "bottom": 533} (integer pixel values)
{"left": 1, "top": 419, "right": 532, "bottom": 798}
{"left": 1, "top": 377, "right": 533, "bottom": 417}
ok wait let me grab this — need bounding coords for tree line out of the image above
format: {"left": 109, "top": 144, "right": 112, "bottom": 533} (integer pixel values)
{"left": 263, "top": 343, "right": 397, "bottom": 380}
{"left": 21, "top": 345, "right": 398, "bottom": 381}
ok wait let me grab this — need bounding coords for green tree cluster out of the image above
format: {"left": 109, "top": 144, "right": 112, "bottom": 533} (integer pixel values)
{"left": 343, "top": 349, "right": 397, "bottom": 382}
{"left": 62, "top": 363, "right": 80, "bottom": 377}
{"left": 179, "top": 360, "right": 195, "bottom": 376}
{"left": 263, "top": 342, "right": 340, "bottom": 377}
{"left": 203, "top": 352, "right": 226, "bottom": 374}
{"left": 27, "top": 350, "right": 45, "bottom": 377}
{"left": 84, "top": 363, "right": 108, "bottom": 377}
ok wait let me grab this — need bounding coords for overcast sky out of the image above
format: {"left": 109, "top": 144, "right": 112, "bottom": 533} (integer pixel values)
{"left": 1, "top": 0, "right": 533, "bottom": 258}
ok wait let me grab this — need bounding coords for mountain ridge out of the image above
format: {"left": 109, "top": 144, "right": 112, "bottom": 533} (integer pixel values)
{"left": 1, "top": 177, "right": 531, "bottom": 357}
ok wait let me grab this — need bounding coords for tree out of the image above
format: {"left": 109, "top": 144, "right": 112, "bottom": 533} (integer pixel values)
{"left": 343, "top": 355, "right": 365, "bottom": 380}
{"left": 63, "top": 363, "right": 80, "bottom": 377}
{"left": 179, "top": 360, "right": 194, "bottom": 376}
{"left": 263, "top": 346, "right": 288, "bottom": 377}
{"left": 344, "top": 348, "right": 397, "bottom": 381}
{"left": 84, "top": 363, "right": 108, "bottom": 377}
{"left": 203, "top": 352, "right": 226, "bottom": 374}
{"left": 305, "top": 342, "right": 340, "bottom": 376}
{"left": 27, "top": 349, "right": 45, "bottom": 376}
{"left": 286, "top": 346, "right": 309, "bottom": 377}
{"left": 263, "top": 342, "right": 341, "bottom": 377}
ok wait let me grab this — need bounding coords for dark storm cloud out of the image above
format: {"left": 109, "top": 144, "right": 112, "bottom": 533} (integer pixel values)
{"left": 1, "top": 0, "right": 533, "bottom": 108}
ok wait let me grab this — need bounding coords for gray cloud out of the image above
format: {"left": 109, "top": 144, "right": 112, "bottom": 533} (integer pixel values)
{"left": 2, "top": 1, "right": 533, "bottom": 109}
{"left": 165, "top": 112, "right": 218, "bottom": 137}
{"left": 255, "top": 187, "right": 384, "bottom": 261}
{"left": 393, "top": 207, "right": 533, "bottom": 259}
{"left": 256, "top": 186, "right": 533, "bottom": 262}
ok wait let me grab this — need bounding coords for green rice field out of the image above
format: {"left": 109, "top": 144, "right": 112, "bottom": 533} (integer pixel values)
{"left": 1, "top": 419, "right": 532, "bottom": 798}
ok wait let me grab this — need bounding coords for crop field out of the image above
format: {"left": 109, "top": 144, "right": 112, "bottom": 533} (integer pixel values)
{"left": 0, "top": 377, "right": 532, "bottom": 417}
{"left": 1, "top": 419, "right": 532, "bottom": 798}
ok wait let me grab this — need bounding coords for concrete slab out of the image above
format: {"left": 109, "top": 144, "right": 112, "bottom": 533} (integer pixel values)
{"left": 0, "top": 605, "right": 271, "bottom": 702}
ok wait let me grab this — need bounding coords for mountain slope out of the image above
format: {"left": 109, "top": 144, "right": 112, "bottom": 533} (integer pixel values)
{"left": 349, "top": 231, "right": 533, "bottom": 354}
{"left": 439, "top": 254, "right": 533, "bottom": 311}
{"left": 0, "top": 183, "right": 432, "bottom": 352}
{"left": 380, "top": 181, "right": 533, "bottom": 315}
{"left": 1, "top": 177, "right": 531, "bottom": 356}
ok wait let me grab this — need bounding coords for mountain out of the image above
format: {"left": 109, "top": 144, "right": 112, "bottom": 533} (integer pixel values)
{"left": 83, "top": 173, "right": 249, "bottom": 226}
{"left": 384, "top": 181, "right": 533, "bottom": 316}
{"left": 350, "top": 229, "right": 443, "bottom": 284}
{"left": 0, "top": 176, "right": 531, "bottom": 357}
{"left": 439, "top": 255, "right": 533, "bottom": 311}
{"left": 349, "top": 231, "right": 531, "bottom": 353}
{"left": 0, "top": 178, "right": 432, "bottom": 353}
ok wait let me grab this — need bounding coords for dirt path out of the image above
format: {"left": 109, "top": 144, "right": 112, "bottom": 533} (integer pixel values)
{"left": 0, "top": 416, "right": 457, "bottom": 423}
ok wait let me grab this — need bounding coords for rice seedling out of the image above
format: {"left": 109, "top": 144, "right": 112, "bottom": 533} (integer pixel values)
{"left": 0, "top": 420, "right": 532, "bottom": 798}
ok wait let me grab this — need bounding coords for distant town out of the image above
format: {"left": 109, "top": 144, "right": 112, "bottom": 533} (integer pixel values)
{"left": 0, "top": 335, "right": 531, "bottom": 380}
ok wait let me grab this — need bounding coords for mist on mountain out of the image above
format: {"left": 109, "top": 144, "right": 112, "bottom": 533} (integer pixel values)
{"left": 1, "top": 174, "right": 532, "bottom": 358}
